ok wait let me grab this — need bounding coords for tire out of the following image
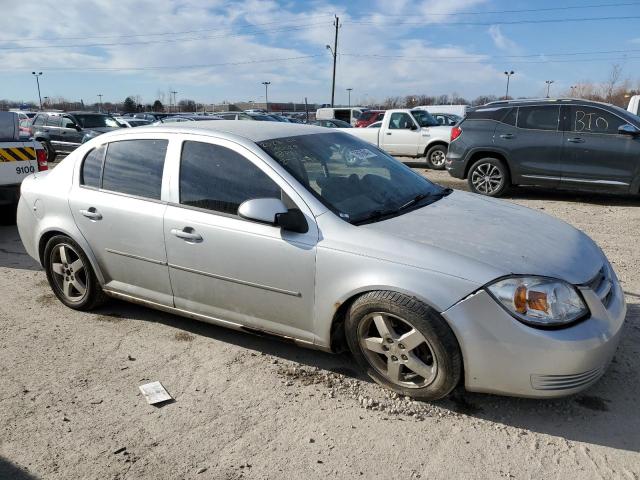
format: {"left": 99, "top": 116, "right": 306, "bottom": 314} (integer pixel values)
{"left": 345, "top": 291, "right": 462, "bottom": 401}
{"left": 44, "top": 235, "right": 107, "bottom": 311}
{"left": 39, "top": 140, "right": 56, "bottom": 163}
{"left": 467, "top": 157, "right": 510, "bottom": 197}
{"left": 425, "top": 144, "right": 447, "bottom": 170}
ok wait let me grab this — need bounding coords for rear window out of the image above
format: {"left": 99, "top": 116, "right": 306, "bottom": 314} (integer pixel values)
{"left": 101, "top": 139, "right": 168, "bottom": 199}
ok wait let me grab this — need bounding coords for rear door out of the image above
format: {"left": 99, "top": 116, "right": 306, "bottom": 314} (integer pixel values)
{"left": 496, "top": 105, "right": 563, "bottom": 187}
{"left": 561, "top": 104, "right": 639, "bottom": 190}
{"left": 59, "top": 115, "right": 84, "bottom": 150}
{"left": 45, "top": 115, "right": 63, "bottom": 149}
{"left": 381, "top": 112, "right": 421, "bottom": 156}
{"left": 69, "top": 135, "right": 173, "bottom": 305}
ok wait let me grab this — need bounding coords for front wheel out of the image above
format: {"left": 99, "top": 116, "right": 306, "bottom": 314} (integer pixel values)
{"left": 467, "top": 157, "right": 510, "bottom": 197}
{"left": 345, "top": 291, "right": 462, "bottom": 401}
{"left": 44, "top": 235, "right": 107, "bottom": 310}
{"left": 425, "top": 144, "right": 447, "bottom": 170}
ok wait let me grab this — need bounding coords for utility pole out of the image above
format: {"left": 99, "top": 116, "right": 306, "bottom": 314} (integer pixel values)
{"left": 570, "top": 85, "right": 576, "bottom": 97}
{"left": 545, "top": 80, "right": 554, "bottom": 98}
{"left": 171, "top": 91, "right": 178, "bottom": 112}
{"left": 503, "top": 70, "right": 514, "bottom": 99}
{"left": 346, "top": 88, "right": 352, "bottom": 108}
{"left": 98, "top": 94, "right": 103, "bottom": 113}
{"left": 326, "top": 15, "right": 340, "bottom": 107}
{"left": 32, "top": 72, "right": 43, "bottom": 110}
{"left": 262, "top": 81, "right": 271, "bottom": 112}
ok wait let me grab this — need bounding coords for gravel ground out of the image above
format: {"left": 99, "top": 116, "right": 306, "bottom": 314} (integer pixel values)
{"left": 1, "top": 166, "right": 639, "bottom": 480}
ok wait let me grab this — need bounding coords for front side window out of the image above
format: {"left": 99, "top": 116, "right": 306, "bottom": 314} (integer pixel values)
{"left": 389, "top": 112, "right": 415, "bottom": 130}
{"left": 568, "top": 106, "right": 627, "bottom": 135}
{"left": 410, "top": 110, "right": 439, "bottom": 127}
{"left": 80, "top": 145, "right": 106, "bottom": 188}
{"left": 101, "top": 139, "right": 167, "bottom": 199}
{"left": 517, "top": 106, "right": 559, "bottom": 131}
{"left": 61, "top": 117, "right": 76, "bottom": 129}
{"left": 179, "top": 141, "right": 281, "bottom": 215}
{"left": 258, "top": 132, "right": 447, "bottom": 225}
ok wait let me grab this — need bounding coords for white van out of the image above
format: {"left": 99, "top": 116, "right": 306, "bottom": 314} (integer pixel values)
{"left": 414, "top": 105, "right": 468, "bottom": 118}
{"left": 628, "top": 95, "right": 640, "bottom": 116}
{"left": 315, "top": 107, "right": 366, "bottom": 126}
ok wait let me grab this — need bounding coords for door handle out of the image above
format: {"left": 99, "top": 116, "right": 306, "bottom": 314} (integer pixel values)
{"left": 567, "top": 137, "right": 585, "bottom": 143}
{"left": 171, "top": 228, "right": 202, "bottom": 242}
{"left": 385, "top": 132, "right": 392, "bottom": 135}
{"left": 79, "top": 208, "right": 102, "bottom": 220}
{"left": 499, "top": 133, "right": 514, "bottom": 139}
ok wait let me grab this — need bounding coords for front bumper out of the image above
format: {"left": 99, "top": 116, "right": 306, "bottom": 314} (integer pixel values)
{"left": 442, "top": 268, "right": 626, "bottom": 398}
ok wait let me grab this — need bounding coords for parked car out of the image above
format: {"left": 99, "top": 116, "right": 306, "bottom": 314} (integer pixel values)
{"left": 311, "top": 119, "right": 353, "bottom": 128}
{"left": 151, "top": 115, "right": 222, "bottom": 125}
{"left": 114, "top": 117, "right": 153, "bottom": 128}
{"left": 446, "top": 98, "right": 640, "bottom": 197}
{"left": 29, "top": 112, "right": 124, "bottom": 161}
{"left": 316, "top": 107, "right": 366, "bottom": 126}
{"left": 431, "top": 113, "right": 462, "bottom": 126}
{"left": 246, "top": 113, "right": 279, "bottom": 121}
{"left": 355, "top": 110, "right": 385, "bottom": 128}
{"left": 415, "top": 104, "right": 468, "bottom": 118}
{"left": 367, "top": 121, "right": 382, "bottom": 129}
{"left": 344, "top": 109, "right": 452, "bottom": 169}
{"left": 17, "top": 121, "right": 626, "bottom": 400}
{"left": 628, "top": 95, "right": 640, "bottom": 116}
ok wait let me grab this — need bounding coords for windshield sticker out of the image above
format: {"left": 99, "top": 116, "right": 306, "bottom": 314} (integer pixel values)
{"left": 350, "top": 149, "right": 377, "bottom": 161}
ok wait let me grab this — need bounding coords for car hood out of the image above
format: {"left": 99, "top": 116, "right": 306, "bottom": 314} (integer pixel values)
{"left": 362, "top": 191, "right": 603, "bottom": 285}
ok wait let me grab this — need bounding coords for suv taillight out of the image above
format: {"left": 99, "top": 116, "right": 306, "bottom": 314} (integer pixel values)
{"left": 36, "top": 149, "right": 48, "bottom": 171}
{"left": 451, "top": 126, "right": 462, "bottom": 142}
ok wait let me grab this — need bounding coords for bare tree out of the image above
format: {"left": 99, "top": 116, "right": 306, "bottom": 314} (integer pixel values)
{"left": 602, "top": 64, "right": 623, "bottom": 102}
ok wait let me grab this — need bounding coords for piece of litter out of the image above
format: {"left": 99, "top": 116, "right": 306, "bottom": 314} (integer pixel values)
{"left": 196, "top": 467, "right": 208, "bottom": 474}
{"left": 139, "top": 381, "right": 172, "bottom": 405}
{"left": 127, "top": 355, "right": 136, "bottom": 361}
{"left": 113, "top": 447, "right": 127, "bottom": 455}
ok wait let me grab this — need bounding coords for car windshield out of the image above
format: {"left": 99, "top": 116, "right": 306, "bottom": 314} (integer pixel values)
{"left": 410, "top": 110, "right": 440, "bottom": 127}
{"left": 258, "top": 132, "right": 448, "bottom": 225}
{"left": 74, "top": 114, "right": 121, "bottom": 128}
{"left": 610, "top": 104, "right": 640, "bottom": 126}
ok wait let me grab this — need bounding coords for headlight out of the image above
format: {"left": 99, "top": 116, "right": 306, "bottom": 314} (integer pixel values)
{"left": 487, "top": 276, "right": 588, "bottom": 328}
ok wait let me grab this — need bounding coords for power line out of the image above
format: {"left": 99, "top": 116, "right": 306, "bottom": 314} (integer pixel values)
{"left": 348, "top": 15, "right": 640, "bottom": 26}
{"left": 341, "top": 53, "right": 640, "bottom": 65}
{"left": 0, "top": 21, "right": 329, "bottom": 51}
{"left": 341, "top": 48, "right": 640, "bottom": 60}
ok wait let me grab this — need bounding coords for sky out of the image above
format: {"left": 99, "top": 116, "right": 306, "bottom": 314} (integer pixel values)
{"left": 2, "top": 0, "right": 640, "bottom": 106}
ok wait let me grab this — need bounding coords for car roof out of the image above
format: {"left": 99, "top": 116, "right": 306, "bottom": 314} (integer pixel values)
{"left": 480, "top": 98, "right": 618, "bottom": 109}
{"left": 125, "top": 120, "right": 330, "bottom": 142}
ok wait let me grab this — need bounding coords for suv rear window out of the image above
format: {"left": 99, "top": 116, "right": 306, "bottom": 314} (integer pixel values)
{"left": 101, "top": 139, "right": 168, "bottom": 199}
{"left": 517, "top": 106, "right": 559, "bottom": 131}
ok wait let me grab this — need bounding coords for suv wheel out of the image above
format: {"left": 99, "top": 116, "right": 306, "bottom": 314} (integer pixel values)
{"left": 467, "top": 158, "right": 510, "bottom": 197}
{"left": 39, "top": 140, "right": 56, "bottom": 163}
{"left": 425, "top": 144, "right": 447, "bottom": 170}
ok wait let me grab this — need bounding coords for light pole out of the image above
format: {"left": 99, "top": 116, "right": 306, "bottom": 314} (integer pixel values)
{"left": 570, "top": 85, "right": 576, "bottom": 97}
{"left": 545, "top": 80, "right": 555, "bottom": 98}
{"left": 503, "top": 70, "right": 514, "bottom": 99}
{"left": 171, "top": 91, "right": 178, "bottom": 112}
{"left": 98, "top": 94, "right": 103, "bottom": 113}
{"left": 43, "top": 96, "right": 49, "bottom": 108}
{"left": 32, "top": 72, "right": 43, "bottom": 110}
{"left": 346, "top": 88, "right": 353, "bottom": 108}
{"left": 262, "top": 81, "right": 271, "bottom": 112}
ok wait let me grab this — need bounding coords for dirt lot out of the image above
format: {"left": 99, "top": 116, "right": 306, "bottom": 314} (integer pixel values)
{"left": 1, "top": 168, "right": 639, "bottom": 480}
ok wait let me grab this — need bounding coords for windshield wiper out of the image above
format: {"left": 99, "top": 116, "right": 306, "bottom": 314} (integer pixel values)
{"left": 398, "top": 188, "right": 453, "bottom": 212}
{"left": 352, "top": 208, "right": 399, "bottom": 225}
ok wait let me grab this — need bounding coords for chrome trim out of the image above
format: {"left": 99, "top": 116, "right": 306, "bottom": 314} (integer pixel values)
{"left": 531, "top": 367, "right": 603, "bottom": 390}
{"left": 521, "top": 174, "right": 561, "bottom": 181}
{"left": 561, "top": 177, "right": 629, "bottom": 186}
{"left": 168, "top": 263, "right": 302, "bottom": 297}
{"left": 105, "top": 248, "right": 167, "bottom": 266}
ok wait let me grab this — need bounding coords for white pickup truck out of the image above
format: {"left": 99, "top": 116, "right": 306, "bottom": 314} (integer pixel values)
{"left": 343, "top": 109, "right": 453, "bottom": 169}
{"left": 0, "top": 112, "right": 48, "bottom": 210}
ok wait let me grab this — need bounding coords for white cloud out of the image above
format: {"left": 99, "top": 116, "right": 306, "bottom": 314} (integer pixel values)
{"left": 488, "top": 25, "right": 523, "bottom": 54}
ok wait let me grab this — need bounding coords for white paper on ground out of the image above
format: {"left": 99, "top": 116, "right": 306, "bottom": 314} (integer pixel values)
{"left": 139, "top": 381, "right": 172, "bottom": 405}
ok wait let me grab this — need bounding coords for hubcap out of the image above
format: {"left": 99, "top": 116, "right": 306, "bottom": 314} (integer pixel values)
{"left": 471, "top": 163, "right": 503, "bottom": 194}
{"left": 430, "top": 150, "right": 445, "bottom": 166}
{"left": 358, "top": 312, "right": 437, "bottom": 388}
{"left": 50, "top": 244, "right": 87, "bottom": 302}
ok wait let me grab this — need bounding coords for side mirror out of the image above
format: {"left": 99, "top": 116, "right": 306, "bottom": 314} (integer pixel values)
{"left": 618, "top": 124, "right": 639, "bottom": 136}
{"left": 238, "top": 198, "right": 308, "bottom": 233}
{"left": 408, "top": 124, "right": 418, "bottom": 131}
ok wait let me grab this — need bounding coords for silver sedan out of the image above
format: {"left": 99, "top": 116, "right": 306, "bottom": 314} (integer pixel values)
{"left": 17, "top": 121, "right": 626, "bottom": 400}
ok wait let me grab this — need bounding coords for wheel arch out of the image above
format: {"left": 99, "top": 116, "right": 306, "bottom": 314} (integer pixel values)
{"left": 423, "top": 140, "right": 449, "bottom": 157}
{"left": 463, "top": 150, "right": 511, "bottom": 180}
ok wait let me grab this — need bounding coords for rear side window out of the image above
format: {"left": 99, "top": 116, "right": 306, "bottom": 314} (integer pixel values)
{"left": 46, "top": 116, "right": 61, "bottom": 127}
{"left": 466, "top": 107, "right": 515, "bottom": 125}
{"left": 517, "top": 106, "right": 559, "bottom": 131}
{"left": 179, "top": 141, "right": 281, "bottom": 215}
{"left": 568, "top": 106, "right": 628, "bottom": 135}
{"left": 501, "top": 108, "right": 517, "bottom": 126}
{"left": 102, "top": 139, "right": 167, "bottom": 199}
{"left": 33, "top": 115, "right": 46, "bottom": 126}
{"left": 80, "top": 145, "right": 106, "bottom": 188}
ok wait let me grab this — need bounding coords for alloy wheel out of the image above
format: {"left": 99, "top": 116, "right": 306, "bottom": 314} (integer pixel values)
{"left": 471, "top": 162, "right": 503, "bottom": 195}
{"left": 357, "top": 312, "right": 437, "bottom": 388}
{"left": 50, "top": 243, "right": 88, "bottom": 302}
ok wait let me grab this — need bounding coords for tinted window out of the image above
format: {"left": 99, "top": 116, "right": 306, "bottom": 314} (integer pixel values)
{"left": 61, "top": 116, "right": 76, "bottom": 128}
{"left": 501, "top": 108, "right": 517, "bottom": 126}
{"left": 517, "top": 106, "right": 559, "bottom": 131}
{"left": 33, "top": 115, "right": 45, "bottom": 126}
{"left": 388, "top": 112, "right": 414, "bottom": 129}
{"left": 102, "top": 140, "right": 167, "bottom": 199}
{"left": 569, "top": 106, "right": 628, "bottom": 135}
{"left": 46, "top": 116, "right": 61, "bottom": 127}
{"left": 80, "top": 145, "right": 105, "bottom": 188}
{"left": 180, "top": 141, "right": 281, "bottom": 215}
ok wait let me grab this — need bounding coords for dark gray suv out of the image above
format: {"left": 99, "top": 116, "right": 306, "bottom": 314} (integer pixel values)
{"left": 446, "top": 99, "right": 640, "bottom": 196}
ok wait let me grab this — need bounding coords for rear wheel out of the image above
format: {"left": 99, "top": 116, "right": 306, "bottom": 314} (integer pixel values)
{"left": 39, "top": 140, "right": 56, "bottom": 163}
{"left": 345, "top": 291, "right": 462, "bottom": 401}
{"left": 467, "top": 157, "right": 510, "bottom": 197}
{"left": 44, "top": 235, "right": 107, "bottom": 310}
{"left": 425, "top": 144, "right": 447, "bottom": 170}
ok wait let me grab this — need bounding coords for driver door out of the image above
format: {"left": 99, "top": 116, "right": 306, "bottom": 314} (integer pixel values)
{"left": 382, "top": 112, "right": 420, "bottom": 157}
{"left": 60, "top": 115, "right": 84, "bottom": 149}
{"left": 163, "top": 137, "right": 319, "bottom": 342}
